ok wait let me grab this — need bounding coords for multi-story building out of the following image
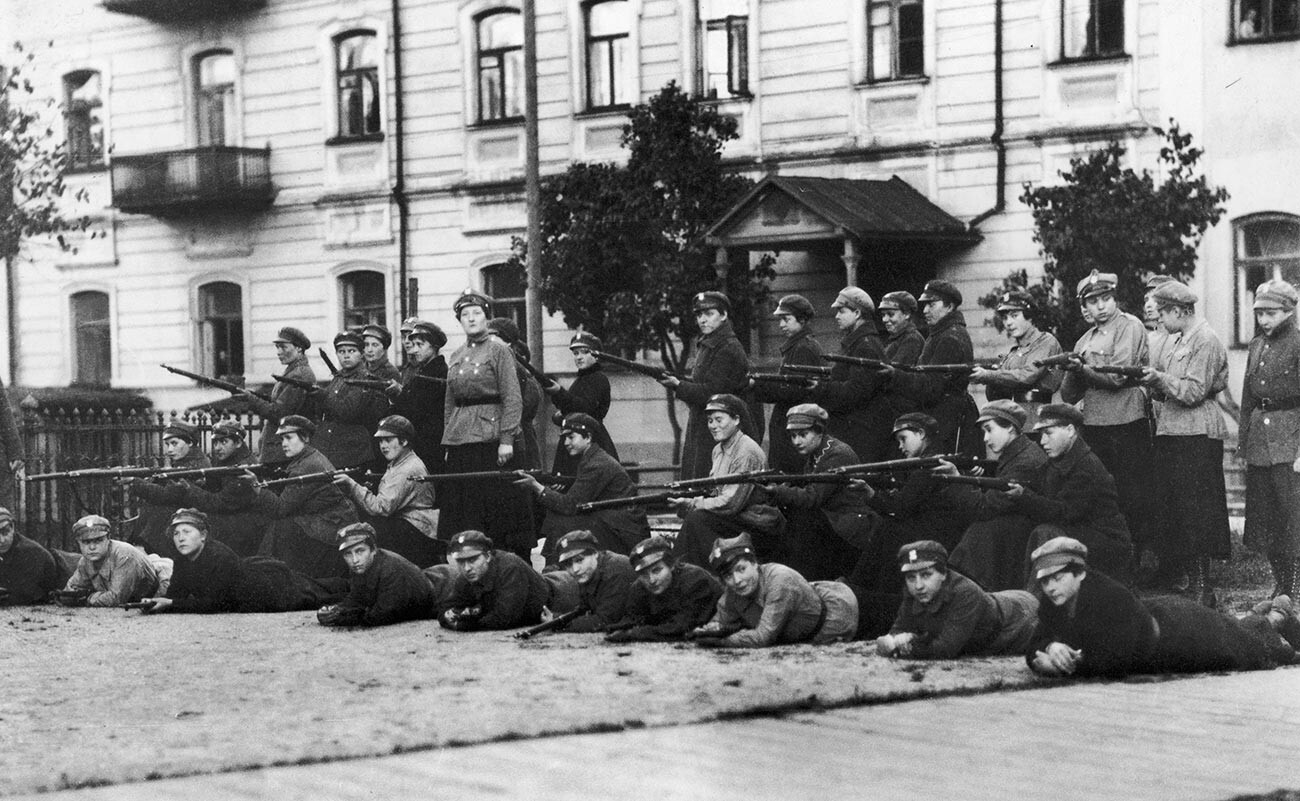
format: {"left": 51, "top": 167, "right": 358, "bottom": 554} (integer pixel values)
{"left": 4, "top": 0, "right": 1297, "bottom": 460}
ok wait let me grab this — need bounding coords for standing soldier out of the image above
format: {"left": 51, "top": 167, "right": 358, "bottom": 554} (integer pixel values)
{"left": 969, "top": 290, "right": 1063, "bottom": 430}
{"left": 313, "top": 332, "right": 390, "bottom": 471}
{"left": 245, "top": 327, "right": 316, "bottom": 465}
{"left": 1240, "top": 279, "right": 1300, "bottom": 598}
{"left": 749, "top": 294, "right": 823, "bottom": 473}
{"left": 361, "top": 324, "right": 402, "bottom": 383}
{"left": 658, "top": 291, "right": 751, "bottom": 480}
{"left": 1140, "top": 280, "right": 1231, "bottom": 605}
{"left": 807, "top": 286, "right": 894, "bottom": 463}
{"left": 1059, "top": 270, "right": 1153, "bottom": 558}
{"left": 127, "top": 419, "right": 212, "bottom": 553}
{"left": 488, "top": 318, "right": 543, "bottom": 470}
{"left": 545, "top": 332, "right": 619, "bottom": 477}
{"left": 878, "top": 291, "right": 924, "bottom": 367}
{"left": 885, "top": 280, "right": 980, "bottom": 455}
{"left": 390, "top": 320, "right": 448, "bottom": 477}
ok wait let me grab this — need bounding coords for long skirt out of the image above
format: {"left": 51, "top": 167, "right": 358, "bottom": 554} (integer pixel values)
{"left": 1083, "top": 420, "right": 1155, "bottom": 550}
{"left": 781, "top": 508, "right": 861, "bottom": 582}
{"left": 949, "top": 514, "right": 1036, "bottom": 591}
{"left": 1152, "top": 435, "right": 1231, "bottom": 568}
{"left": 439, "top": 442, "right": 536, "bottom": 560}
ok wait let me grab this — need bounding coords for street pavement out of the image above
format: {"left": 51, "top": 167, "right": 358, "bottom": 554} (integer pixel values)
{"left": 17, "top": 667, "right": 1299, "bottom": 801}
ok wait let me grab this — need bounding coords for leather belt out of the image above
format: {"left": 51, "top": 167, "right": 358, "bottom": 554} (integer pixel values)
{"left": 456, "top": 396, "right": 503, "bottom": 407}
{"left": 1256, "top": 397, "right": 1300, "bottom": 412}
{"left": 1013, "top": 389, "right": 1053, "bottom": 404}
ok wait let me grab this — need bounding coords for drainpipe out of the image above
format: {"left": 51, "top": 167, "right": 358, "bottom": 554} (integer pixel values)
{"left": 968, "top": 0, "right": 1005, "bottom": 230}
{"left": 391, "top": 0, "right": 410, "bottom": 321}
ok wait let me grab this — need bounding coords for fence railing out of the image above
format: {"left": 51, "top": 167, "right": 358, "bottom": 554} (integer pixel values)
{"left": 17, "top": 407, "right": 264, "bottom": 551}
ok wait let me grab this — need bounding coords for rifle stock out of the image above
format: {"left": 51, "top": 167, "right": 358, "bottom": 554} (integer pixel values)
{"left": 257, "top": 466, "right": 370, "bottom": 489}
{"left": 161, "top": 364, "right": 272, "bottom": 402}
{"left": 343, "top": 378, "right": 392, "bottom": 390}
{"left": 592, "top": 351, "right": 682, "bottom": 382}
{"left": 272, "top": 373, "right": 321, "bottom": 391}
{"left": 822, "top": 354, "right": 889, "bottom": 370}
{"left": 514, "top": 607, "right": 585, "bottom": 640}
{"left": 830, "top": 454, "right": 995, "bottom": 476}
{"left": 650, "top": 468, "right": 783, "bottom": 491}
{"left": 512, "top": 352, "right": 557, "bottom": 388}
{"left": 783, "top": 364, "right": 834, "bottom": 377}
{"left": 747, "top": 372, "right": 815, "bottom": 387}
{"left": 410, "top": 469, "right": 573, "bottom": 484}
{"left": 25, "top": 462, "right": 271, "bottom": 483}
{"left": 318, "top": 348, "right": 340, "bottom": 376}
{"left": 575, "top": 488, "right": 709, "bottom": 513}
{"left": 1033, "top": 352, "right": 1145, "bottom": 378}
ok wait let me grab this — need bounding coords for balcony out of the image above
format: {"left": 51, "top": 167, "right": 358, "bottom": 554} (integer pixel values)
{"left": 102, "top": 0, "right": 266, "bottom": 20}
{"left": 111, "top": 146, "right": 275, "bottom": 217}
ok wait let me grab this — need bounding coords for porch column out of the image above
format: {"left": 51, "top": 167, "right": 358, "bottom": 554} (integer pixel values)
{"left": 841, "top": 237, "right": 860, "bottom": 287}
{"left": 714, "top": 246, "right": 730, "bottom": 283}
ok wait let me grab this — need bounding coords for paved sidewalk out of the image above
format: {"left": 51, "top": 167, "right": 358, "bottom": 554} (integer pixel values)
{"left": 19, "top": 668, "right": 1300, "bottom": 801}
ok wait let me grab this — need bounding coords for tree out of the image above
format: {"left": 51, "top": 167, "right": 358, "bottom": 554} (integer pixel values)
{"left": 518, "top": 82, "right": 775, "bottom": 455}
{"left": 983, "top": 122, "right": 1228, "bottom": 343}
{"left": 1, "top": 42, "right": 90, "bottom": 267}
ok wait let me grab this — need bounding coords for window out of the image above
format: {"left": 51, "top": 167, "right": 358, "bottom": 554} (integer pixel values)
{"left": 63, "top": 71, "right": 104, "bottom": 170}
{"left": 1233, "top": 0, "right": 1300, "bottom": 41}
{"left": 340, "top": 271, "right": 386, "bottom": 331}
{"left": 1235, "top": 214, "right": 1300, "bottom": 344}
{"left": 197, "top": 282, "right": 244, "bottom": 379}
{"left": 1061, "top": 0, "right": 1124, "bottom": 59}
{"left": 482, "top": 263, "right": 526, "bottom": 339}
{"left": 335, "top": 31, "right": 382, "bottom": 138}
{"left": 71, "top": 291, "right": 111, "bottom": 386}
{"left": 195, "top": 51, "right": 236, "bottom": 146}
{"left": 476, "top": 10, "right": 524, "bottom": 122}
{"left": 585, "top": 0, "right": 631, "bottom": 109}
{"left": 867, "top": 0, "right": 924, "bottom": 81}
{"left": 699, "top": 0, "right": 748, "bottom": 99}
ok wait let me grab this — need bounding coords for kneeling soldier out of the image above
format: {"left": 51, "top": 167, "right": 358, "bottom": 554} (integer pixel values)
{"left": 317, "top": 522, "right": 436, "bottom": 627}
{"left": 605, "top": 536, "right": 723, "bottom": 643}
{"left": 546, "top": 529, "right": 636, "bottom": 633}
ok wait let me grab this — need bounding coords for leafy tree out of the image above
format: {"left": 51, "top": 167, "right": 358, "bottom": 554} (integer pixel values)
{"left": 517, "top": 82, "right": 775, "bottom": 455}
{"left": 1, "top": 42, "right": 90, "bottom": 266}
{"left": 986, "top": 122, "right": 1228, "bottom": 343}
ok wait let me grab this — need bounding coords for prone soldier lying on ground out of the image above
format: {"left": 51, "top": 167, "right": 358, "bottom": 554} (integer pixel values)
{"left": 317, "top": 522, "right": 437, "bottom": 627}
{"left": 0, "top": 506, "right": 60, "bottom": 605}
{"left": 604, "top": 536, "right": 723, "bottom": 643}
{"left": 58, "top": 515, "right": 159, "bottom": 607}
{"left": 540, "top": 529, "right": 636, "bottom": 634}
{"left": 438, "top": 530, "right": 577, "bottom": 632}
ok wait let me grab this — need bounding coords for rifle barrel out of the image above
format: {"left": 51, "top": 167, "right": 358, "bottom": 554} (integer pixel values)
{"left": 514, "top": 607, "right": 584, "bottom": 640}
{"left": 411, "top": 470, "right": 573, "bottom": 484}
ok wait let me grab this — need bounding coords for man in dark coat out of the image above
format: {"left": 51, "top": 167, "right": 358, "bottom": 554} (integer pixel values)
{"left": 605, "top": 536, "right": 723, "bottom": 642}
{"left": 1003, "top": 404, "right": 1132, "bottom": 582}
{"left": 517, "top": 413, "right": 648, "bottom": 564}
{"left": 317, "top": 522, "right": 436, "bottom": 627}
{"left": 946, "top": 400, "right": 1049, "bottom": 590}
{"left": 546, "top": 332, "right": 619, "bottom": 476}
{"left": 438, "top": 530, "right": 552, "bottom": 631}
{"left": 660, "top": 291, "right": 751, "bottom": 480}
{"left": 126, "top": 419, "right": 212, "bottom": 554}
{"left": 390, "top": 319, "right": 448, "bottom": 477}
{"left": 878, "top": 291, "right": 924, "bottom": 367}
{"left": 313, "top": 331, "right": 390, "bottom": 471}
{"left": 244, "top": 327, "right": 317, "bottom": 465}
{"left": 749, "top": 295, "right": 823, "bottom": 473}
{"left": 0, "top": 507, "right": 60, "bottom": 604}
{"left": 885, "top": 280, "right": 980, "bottom": 456}
{"left": 547, "top": 529, "right": 637, "bottom": 633}
{"left": 253, "top": 415, "right": 359, "bottom": 578}
{"left": 807, "top": 286, "right": 894, "bottom": 463}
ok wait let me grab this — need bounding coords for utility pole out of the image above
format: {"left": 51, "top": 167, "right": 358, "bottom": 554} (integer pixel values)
{"left": 523, "top": 0, "right": 543, "bottom": 371}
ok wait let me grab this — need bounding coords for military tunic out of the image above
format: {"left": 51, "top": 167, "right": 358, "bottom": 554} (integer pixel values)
{"left": 808, "top": 320, "right": 894, "bottom": 463}
{"left": 549, "top": 364, "right": 618, "bottom": 476}
{"left": 332, "top": 548, "right": 437, "bottom": 626}
{"left": 64, "top": 539, "right": 159, "bottom": 606}
{"left": 392, "top": 353, "right": 448, "bottom": 477}
{"left": 344, "top": 449, "right": 442, "bottom": 568}
{"left": 176, "top": 442, "right": 272, "bottom": 557}
{"left": 974, "top": 327, "right": 1063, "bottom": 429}
{"left": 313, "top": 364, "right": 389, "bottom": 471}
{"left": 440, "top": 550, "right": 551, "bottom": 630}
{"left": 675, "top": 320, "right": 751, "bottom": 480}
{"left": 255, "top": 444, "right": 359, "bottom": 577}
{"left": 366, "top": 355, "right": 402, "bottom": 384}
{"left": 247, "top": 354, "right": 317, "bottom": 465}
{"left": 0, "top": 532, "right": 60, "bottom": 604}
{"left": 564, "top": 551, "right": 638, "bottom": 633}
{"left": 889, "top": 310, "right": 980, "bottom": 456}
{"left": 607, "top": 563, "right": 723, "bottom": 641}
{"left": 1241, "top": 315, "right": 1300, "bottom": 566}
{"left": 889, "top": 570, "right": 1039, "bottom": 658}
{"left": 673, "top": 430, "right": 784, "bottom": 568}
{"left": 750, "top": 329, "right": 823, "bottom": 473}
{"left": 707, "top": 563, "right": 858, "bottom": 647}
{"left": 536, "top": 444, "right": 648, "bottom": 562}
{"left": 884, "top": 321, "right": 925, "bottom": 367}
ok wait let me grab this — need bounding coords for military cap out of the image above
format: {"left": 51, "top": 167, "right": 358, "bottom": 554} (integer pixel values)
{"left": 878, "top": 291, "right": 918, "bottom": 314}
{"left": 210, "top": 420, "right": 244, "bottom": 442}
{"left": 892, "top": 412, "right": 939, "bottom": 438}
{"left": 569, "top": 331, "right": 603, "bottom": 352}
{"left": 0, "top": 506, "right": 13, "bottom": 522}
{"left": 162, "top": 420, "right": 199, "bottom": 444}
{"left": 976, "top": 399, "right": 1029, "bottom": 432}
{"left": 168, "top": 507, "right": 209, "bottom": 533}
{"left": 629, "top": 536, "right": 673, "bottom": 572}
{"left": 773, "top": 294, "right": 815, "bottom": 320}
{"left": 448, "top": 529, "right": 493, "bottom": 556}
{"left": 336, "top": 521, "right": 377, "bottom": 552}
{"left": 693, "top": 291, "right": 731, "bottom": 314}
{"left": 487, "top": 317, "right": 520, "bottom": 344}
{"left": 1076, "top": 270, "right": 1119, "bottom": 301}
{"left": 560, "top": 412, "right": 600, "bottom": 438}
{"left": 374, "top": 414, "right": 416, "bottom": 441}
{"left": 1033, "top": 403, "right": 1085, "bottom": 431}
{"left": 72, "top": 514, "right": 111, "bottom": 541}
{"left": 918, "top": 279, "right": 962, "bottom": 307}
{"left": 1031, "top": 536, "right": 1088, "bottom": 579}
{"left": 897, "top": 540, "right": 948, "bottom": 573}
{"left": 1253, "top": 280, "right": 1299, "bottom": 311}
{"left": 785, "top": 403, "right": 829, "bottom": 430}
{"left": 704, "top": 393, "right": 746, "bottom": 418}
{"left": 399, "top": 316, "right": 421, "bottom": 334}
{"left": 454, "top": 289, "right": 492, "bottom": 315}
{"left": 708, "top": 532, "right": 757, "bottom": 574}
{"left": 831, "top": 286, "right": 874, "bottom": 315}
{"left": 995, "top": 290, "right": 1035, "bottom": 313}
{"left": 273, "top": 326, "right": 311, "bottom": 351}
{"left": 275, "top": 414, "right": 316, "bottom": 437}
{"left": 557, "top": 529, "right": 601, "bottom": 564}
{"left": 1150, "top": 280, "right": 1197, "bottom": 308}
{"left": 333, "top": 331, "right": 365, "bottom": 351}
{"left": 409, "top": 321, "right": 448, "bottom": 350}
{"left": 1144, "top": 273, "right": 1175, "bottom": 290}
{"left": 361, "top": 324, "right": 392, "bottom": 349}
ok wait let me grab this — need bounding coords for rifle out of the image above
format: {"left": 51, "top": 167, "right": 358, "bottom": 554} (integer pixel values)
{"left": 783, "top": 364, "right": 834, "bottom": 377}
{"left": 830, "top": 454, "right": 996, "bottom": 476}
{"left": 930, "top": 474, "right": 1015, "bottom": 491}
{"left": 257, "top": 466, "right": 372, "bottom": 489}
{"left": 122, "top": 601, "right": 155, "bottom": 610}
{"left": 747, "top": 372, "right": 815, "bottom": 388}
{"left": 343, "top": 378, "right": 396, "bottom": 391}
{"left": 512, "top": 352, "right": 557, "bottom": 389}
{"left": 1033, "top": 352, "right": 1146, "bottom": 378}
{"left": 161, "top": 364, "right": 272, "bottom": 402}
{"left": 514, "top": 608, "right": 585, "bottom": 640}
{"left": 822, "top": 354, "right": 889, "bottom": 370}
{"left": 410, "top": 469, "right": 574, "bottom": 485}
{"left": 318, "top": 348, "right": 340, "bottom": 376}
{"left": 592, "top": 351, "right": 684, "bottom": 382}
{"left": 272, "top": 373, "right": 321, "bottom": 392}
{"left": 821, "top": 355, "right": 996, "bottom": 374}
{"left": 575, "top": 488, "right": 711, "bottom": 513}
{"left": 26, "top": 465, "right": 169, "bottom": 483}
{"left": 644, "top": 468, "right": 784, "bottom": 491}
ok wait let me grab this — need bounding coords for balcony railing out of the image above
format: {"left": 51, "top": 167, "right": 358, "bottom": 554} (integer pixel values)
{"left": 111, "top": 146, "right": 275, "bottom": 216}
{"left": 102, "top": 0, "right": 266, "bottom": 20}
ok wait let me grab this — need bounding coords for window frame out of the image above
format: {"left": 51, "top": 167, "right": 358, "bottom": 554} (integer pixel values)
{"left": 339, "top": 269, "right": 388, "bottom": 332}
{"left": 699, "top": 12, "right": 750, "bottom": 99}
{"left": 193, "top": 49, "right": 238, "bottom": 147}
{"left": 195, "top": 281, "right": 245, "bottom": 380}
{"left": 70, "top": 289, "right": 112, "bottom": 387}
{"left": 481, "top": 262, "right": 527, "bottom": 340}
{"left": 474, "top": 8, "right": 525, "bottom": 124}
{"left": 1234, "top": 213, "right": 1300, "bottom": 346}
{"left": 866, "top": 0, "right": 926, "bottom": 83}
{"left": 584, "top": 0, "right": 633, "bottom": 111}
{"left": 333, "top": 29, "right": 384, "bottom": 141}
{"left": 1058, "top": 0, "right": 1127, "bottom": 62}
{"left": 1230, "top": 0, "right": 1300, "bottom": 43}
{"left": 62, "top": 70, "right": 105, "bottom": 172}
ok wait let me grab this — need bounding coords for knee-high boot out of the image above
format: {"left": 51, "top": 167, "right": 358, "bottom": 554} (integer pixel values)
{"left": 1188, "top": 557, "right": 1215, "bottom": 608}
